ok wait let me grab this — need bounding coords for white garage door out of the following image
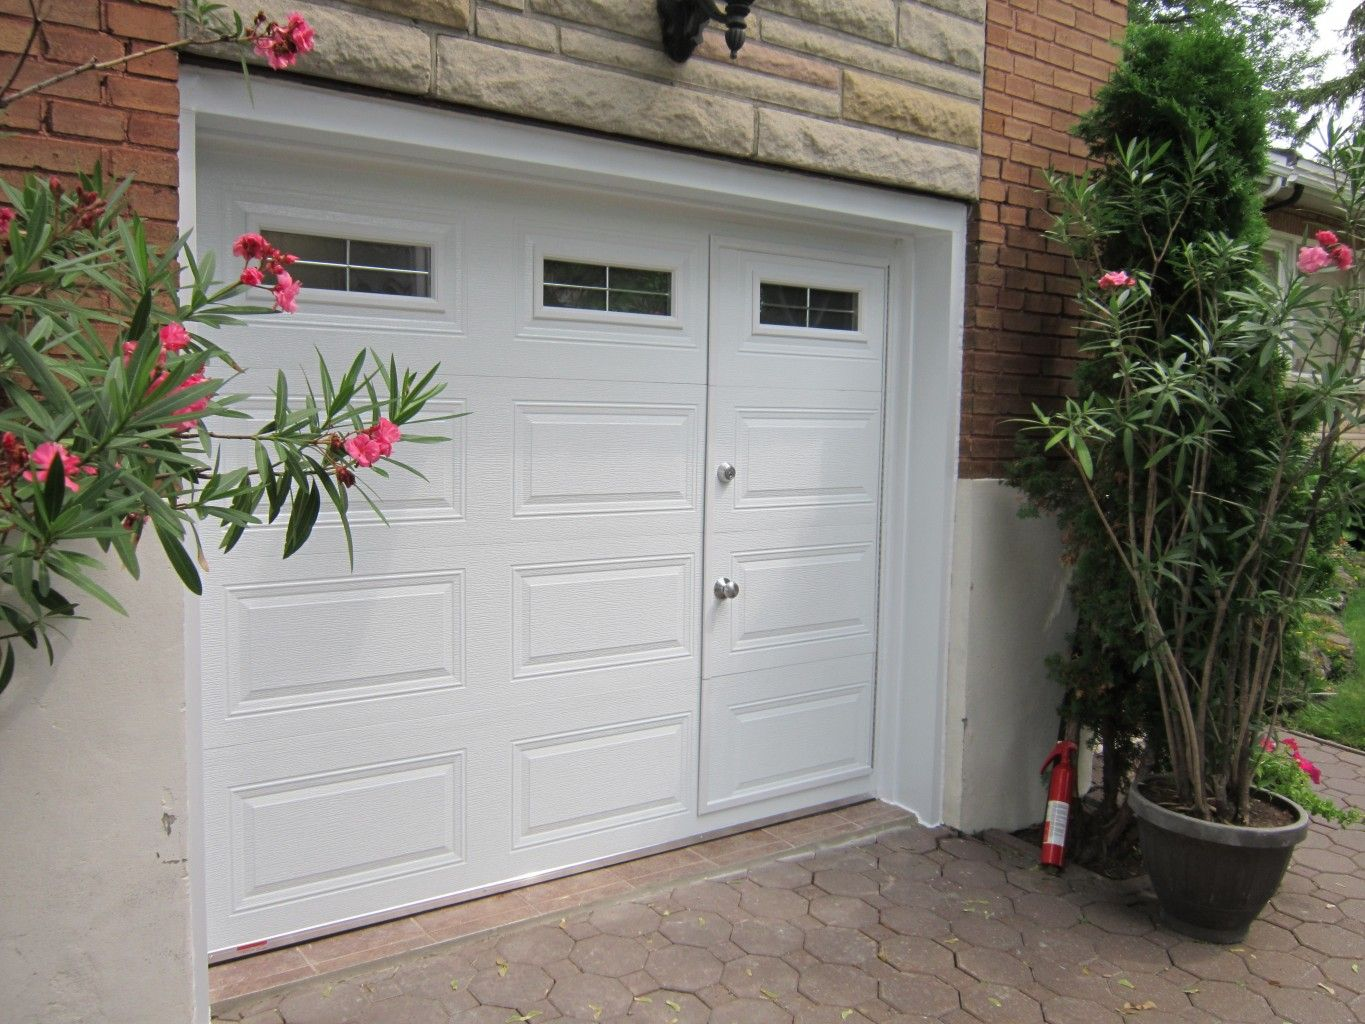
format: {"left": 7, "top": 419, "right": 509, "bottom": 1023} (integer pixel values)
{"left": 197, "top": 142, "right": 892, "bottom": 957}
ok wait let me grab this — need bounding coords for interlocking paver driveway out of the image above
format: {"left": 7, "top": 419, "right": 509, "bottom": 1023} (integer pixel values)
{"left": 215, "top": 734, "right": 1365, "bottom": 1024}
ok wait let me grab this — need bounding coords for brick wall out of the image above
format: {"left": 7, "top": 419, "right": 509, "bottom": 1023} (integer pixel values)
{"left": 959, "top": 0, "right": 1126, "bottom": 477}
{"left": 0, "top": 0, "right": 180, "bottom": 244}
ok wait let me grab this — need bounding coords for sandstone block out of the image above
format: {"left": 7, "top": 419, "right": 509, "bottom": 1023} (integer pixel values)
{"left": 843, "top": 70, "right": 980, "bottom": 147}
{"left": 477, "top": 7, "right": 559, "bottom": 51}
{"left": 435, "top": 36, "right": 755, "bottom": 156}
{"left": 759, "top": 17, "right": 980, "bottom": 100}
{"left": 190, "top": 0, "right": 432, "bottom": 95}
{"left": 898, "top": 4, "right": 984, "bottom": 73}
{"left": 527, "top": 0, "right": 656, "bottom": 41}
{"left": 758, "top": 0, "right": 898, "bottom": 45}
{"left": 559, "top": 27, "right": 840, "bottom": 116}
{"left": 919, "top": 0, "right": 987, "bottom": 23}
{"left": 354, "top": 0, "right": 470, "bottom": 30}
{"left": 757, "top": 109, "right": 978, "bottom": 198}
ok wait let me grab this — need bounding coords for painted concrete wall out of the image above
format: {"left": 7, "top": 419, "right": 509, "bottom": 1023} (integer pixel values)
{"left": 942, "top": 478, "right": 1076, "bottom": 834}
{"left": 0, "top": 548, "right": 194, "bottom": 1024}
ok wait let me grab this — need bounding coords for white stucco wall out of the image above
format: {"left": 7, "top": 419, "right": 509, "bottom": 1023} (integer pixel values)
{"left": 942, "top": 478, "right": 1077, "bottom": 833}
{"left": 0, "top": 548, "right": 195, "bottom": 1024}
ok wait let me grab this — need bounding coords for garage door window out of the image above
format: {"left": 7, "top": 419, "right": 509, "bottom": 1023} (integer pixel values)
{"left": 759, "top": 282, "right": 859, "bottom": 331}
{"left": 542, "top": 258, "right": 672, "bottom": 316}
{"left": 263, "top": 229, "right": 433, "bottom": 298}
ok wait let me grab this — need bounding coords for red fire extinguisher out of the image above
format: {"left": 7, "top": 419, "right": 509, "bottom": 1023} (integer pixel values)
{"left": 1039, "top": 739, "right": 1078, "bottom": 869}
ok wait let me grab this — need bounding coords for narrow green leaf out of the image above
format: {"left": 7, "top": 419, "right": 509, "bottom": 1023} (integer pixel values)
{"left": 155, "top": 524, "right": 203, "bottom": 596}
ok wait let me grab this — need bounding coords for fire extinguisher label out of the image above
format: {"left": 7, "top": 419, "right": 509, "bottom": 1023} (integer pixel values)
{"left": 1043, "top": 799, "right": 1069, "bottom": 845}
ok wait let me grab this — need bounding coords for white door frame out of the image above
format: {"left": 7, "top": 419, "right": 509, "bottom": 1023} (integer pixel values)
{"left": 179, "top": 65, "right": 965, "bottom": 1020}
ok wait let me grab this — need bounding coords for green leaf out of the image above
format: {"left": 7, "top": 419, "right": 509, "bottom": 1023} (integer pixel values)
{"left": 282, "top": 483, "right": 321, "bottom": 559}
{"left": 156, "top": 524, "right": 203, "bottom": 595}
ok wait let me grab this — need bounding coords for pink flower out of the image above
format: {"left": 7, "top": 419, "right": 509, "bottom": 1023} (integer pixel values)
{"left": 1315, "top": 230, "right": 1340, "bottom": 248}
{"left": 0, "top": 206, "right": 13, "bottom": 233}
{"left": 253, "top": 12, "right": 315, "bottom": 70}
{"left": 159, "top": 322, "right": 191, "bottom": 353}
{"left": 23, "top": 441, "right": 95, "bottom": 492}
{"left": 1297, "top": 245, "right": 1334, "bottom": 274}
{"left": 1097, "top": 270, "right": 1135, "bottom": 290}
{"left": 168, "top": 374, "right": 213, "bottom": 432}
{"left": 1261, "top": 737, "right": 1277, "bottom": 752}
{"left": 285, "top": 12, "right": 315, "bottom": 54}
{"left": 344, "top": 432, "right": 389, "bottom": 468}
{"left": 272, "top": 272, "right": 301, "bottom": 313}
{"left": 239, "top": 266, "right": 264, "bottom": 287}
{"left": 1282, "top": 736, "right": 1299, "bottom": 753}
{"left": 232, "top": 232, "right": 271, "bottom": 260}
{"left": 369, "top": 418, "right": 401, "bottom": 450}
{"left": 1297, "top": 757, "right": 1323, "bottom": 785}
{"left": 1333, "top": 244, "right": 1354, "bottom": 270}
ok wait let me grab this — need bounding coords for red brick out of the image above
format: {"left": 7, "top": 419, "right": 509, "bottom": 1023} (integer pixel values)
{"left": 48, "top": 97, "right": 126, "bottom": 141}
{"left": 106, "top": 73, "right": 178, "bottom": 114}
{"left": 105, "top": 2, "right": 179, "bottom": 44}
{"left": 108, "top": 144, "right": 176, "bottom": 185}
{"left": 127, "top": 110, "right": 177, "bottom": 149}
{"left": 0, "top": 133, "right": 104, "bottom": 173}
{"left": 40, "top": 22, "right": 126, "bottom": 63}
{"left": 0, "top": 0, "right": 100, "bottom": 29}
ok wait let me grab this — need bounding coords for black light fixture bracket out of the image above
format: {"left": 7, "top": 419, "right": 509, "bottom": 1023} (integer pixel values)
{"left": 658, "top": 0, "right": 753, "bottom": 63}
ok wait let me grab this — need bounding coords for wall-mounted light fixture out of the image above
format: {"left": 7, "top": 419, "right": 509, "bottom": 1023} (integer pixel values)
{"left": 658, "top": 1, "right": 753, "bottom": 63}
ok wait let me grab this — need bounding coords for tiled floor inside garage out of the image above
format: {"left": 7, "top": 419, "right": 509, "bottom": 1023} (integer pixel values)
{"left": 213, "top": 735, "right": 1365, "bottom": 1024}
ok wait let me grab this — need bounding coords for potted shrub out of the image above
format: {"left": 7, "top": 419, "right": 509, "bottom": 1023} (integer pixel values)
{"left": 1020, "top": 119, "right": 1365, "bottom": 940}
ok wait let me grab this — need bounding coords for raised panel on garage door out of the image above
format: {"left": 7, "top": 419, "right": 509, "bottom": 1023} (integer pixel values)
{"left": 197, "top": 141, "right": 710, "bottom": 956}
{"left": 699, "top": 237, "right": 889, "bottom": 812}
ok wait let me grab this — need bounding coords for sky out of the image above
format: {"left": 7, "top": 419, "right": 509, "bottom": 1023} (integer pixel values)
{"left": 1318, "top": 0, "right": 1354, "bottom": 79}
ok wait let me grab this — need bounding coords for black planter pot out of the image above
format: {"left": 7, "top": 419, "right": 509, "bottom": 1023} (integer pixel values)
{"left": 1129, "top": 776, "right": 1309, "bottom": 943}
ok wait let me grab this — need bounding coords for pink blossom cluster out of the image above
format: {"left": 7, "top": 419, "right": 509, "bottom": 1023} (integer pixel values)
{"left": 232, "top": 232, "right": 302, "bottom": 313}
{"left": 1297, "top": 230, "right": 1354, "bottom": 274}
{"left": 1261, "top": 735, "right": 1322, "bottom": 784}
{"left": 0, "top": 206, "right": 13, "bottom": 234}
{"left": 343, "top": 418, "right": 402, "bottom": 470}
{"left": 249, "top": 12, "right": 315, "bottom": 71}
{"left": 123, "top": 322, "right": 215, "bottom": 432}
{"left": 16, "top": 439, "right": 96, "bottom": 493}
{"left": 1097, "top": 270, "right": 1136, "bottom": 290}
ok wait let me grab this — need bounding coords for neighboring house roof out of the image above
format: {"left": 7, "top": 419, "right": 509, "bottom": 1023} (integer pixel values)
{"left": 1266, "top": 148, "right": 1339, "bottom": 215}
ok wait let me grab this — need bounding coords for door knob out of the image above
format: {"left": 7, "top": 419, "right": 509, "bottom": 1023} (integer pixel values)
{"left": 714, "top": 577, "right": 740, "bottom": 599}
{"left": 716, "top": 462, "right": 736, "bottom": 483}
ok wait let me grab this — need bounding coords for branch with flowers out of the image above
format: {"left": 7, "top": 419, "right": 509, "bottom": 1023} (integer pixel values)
{"left": 0, "top": 8, "right": 453, "bottom": 692}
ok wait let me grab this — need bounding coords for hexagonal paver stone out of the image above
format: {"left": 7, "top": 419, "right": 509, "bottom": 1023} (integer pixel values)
{"left": 647, "top": 945, "right": 725, "bottom": 991}
{"left": 571, "top": 934, "right": 650, "bottom": 978}
{"left": 873, "top": 935, "right": 955, "bottom": 975}
{"left": 879, "top": 905, "right": 950, "bottom": 939}
{"left": 1011, "top": 892, "right": 1083, "bottom": 930}
{"left": 750, "top": 861, "right": 814, "bottom": 890}
{"left": 672, "top": 881, "right": 742, "bottom": 915}
{"left": 450, "top": 1006, "right": 529, "bottom": 1024}
{"left": 1189, "top": 980, "right": 1273, "bottom": 1022}
{"left": 810, "top": 896, "right": 879, "bottom": 930}
{"left": 709, "top": 997, "right": 794, "bottom": 1024}
{"left": 1265, "top": 985, "right": 1357, "bottom": 1024}
{"left": 732, "top": 917, "right": 806, "bottom": 957}
{"left": 467, "top": 962, "right": 553, "bottom": 1007}
{"left": 812, "top": 870, "right": 882, "bottom": 898}
{"left": 958, "top": 984, "right": 1043, "bottom": 1024}
{"left": 393, "top": 959, "right": 481, "bottom": 1008}
{"left": 740, "top": 884, "right": 810, "bottom": 920}
{"left": 1295, "top": 922, "right": 1365, "bottom": 958}
{"left": 721, "top": 954, "right": 799, "bottom": 999}
{"left": 1038, "top": 994, "right": 1123, "bottom": 1024}
{"left": 1244, "top": 948, "right": 1323, "bottom": 988}
{"left": 803, "top": 926, "right": 878, "bottom": 966}
{"left": 796, "top": 963, "right": 878, "bottom": 1007}
{"left": 497, "top": 925, "right": 575, "bottom": 965}
{"left": 593, "top": 902, "right": 664, "bottom": 938}
{"left": 354, "top": 994, "right": 448, "bottom": 1024}
{"left": 661, "top": 912, "right": 734, "bottom": 949}
{"left": 549, "top": 972, "right": 634, "bottom": 1019}
{"left": 955, "top": 947, "right": 1033, "bottom": 988}
{"left": 276, "top": 980, "right": 375, "bottom": 1024}
{"left": 877, "top": 973, "right": 961, "bottom": 1017}
{"left": 627, "top": 990, "right": 711, "bottom": 1024}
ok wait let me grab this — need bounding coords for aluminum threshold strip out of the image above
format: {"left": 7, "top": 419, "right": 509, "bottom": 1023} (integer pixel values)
{"left": 209, "top": 794, "right": 876, "bottom": 964}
